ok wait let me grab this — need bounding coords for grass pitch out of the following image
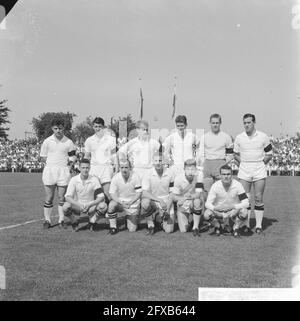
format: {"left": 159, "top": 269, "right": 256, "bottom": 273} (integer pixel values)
{"left": 0, "top": 173, "right": 299, "bottom": 301}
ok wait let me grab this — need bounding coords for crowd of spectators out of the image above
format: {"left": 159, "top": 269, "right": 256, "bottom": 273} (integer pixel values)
{"left": 0, "top": 137, "right": 44, "bottom": 173}
{"left": 1, "top": 133, "right": 300, "bottom": 176}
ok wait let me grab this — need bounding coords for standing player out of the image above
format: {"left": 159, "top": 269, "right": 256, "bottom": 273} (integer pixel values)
{"left": 234, "top": 114, "right": 273, "bottom": 234}
{"left": 204, "top": 165, "right": 249, "bottom": 237}
{"left": 141, "top": 153, "right": 175, "bottom": 235}
{"left": 40, "top": 118, "right": 77, "bottom": 229}
{"left": 107, "top": 158, "right": 142, "bottom": 234}
{"left": 198, "top": 114, "right": 233, "bottom": 196}
{"left": 118, "top": 120, "right": 160, "bottom": 180}
{"left": 172, "top": 159, "right": 204, "bottom": 236}
{"left": 62, "top": 158, "right": 107, "bottom": 231}
{"left": 84, "top": 117, "right": 117, "bottom": 202}
{"left": 163, "top": 115, "right": 198, "bottom": 176}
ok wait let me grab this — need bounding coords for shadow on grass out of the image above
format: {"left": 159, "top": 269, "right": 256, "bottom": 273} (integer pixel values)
{"left": 240, "top": 217, "right": 278, "bottom": 236}
{"left": 262, "top": 217, "right": 278, "bottom": 231}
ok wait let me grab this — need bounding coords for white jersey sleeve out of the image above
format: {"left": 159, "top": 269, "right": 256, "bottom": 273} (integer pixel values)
{"left": 109, "top": 175, "right": 118, "bottom": 195}
{"left": 173, "top": 176, "right": 181, "bottom": 195}
{"left": 93, "top": 177, "right": 104, "bottom": 198}
{"left": 84, "top": 137, "right": 92, "bottom": 154}
{"left": 40, "top": 140, "right": 49, "bottom": 158}
{"left": 162, "top": 135, "right": 172, "bottom": 155}
{"left": 225, "top": 134, "right": 234, "bottom": 152}
{"left": 233, "top": 135, "right": 241, "bottom": 154}
{"left": 263, "top": 134, "right": 272, "bottom": 156}
{"left": 65, "top": 176, "right": 76, "bottom": 199}
{"left": 134, "top": 175, "right": 142, "bottom": 193}
{"left": 141, "top": 172, "right": 151, "bottom": 192}
{"left": 205, "top": 184, "right": 217, "bottom": 211}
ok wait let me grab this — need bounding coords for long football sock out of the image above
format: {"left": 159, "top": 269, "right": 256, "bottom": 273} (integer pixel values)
{"left": 44, "top": 202, "right": 53, "bottom": 223}
{"left": 254, "top": 204, "right": 264, "bottom": 229}
{"left": 192, "top": 209, "right": 202, "bottom": 230}
{"left": 107, "top": 212, "right": 117, "bottom": 228}
{"left": 246, "top": 193, "right": 251, "bottom": 228}
{"left": 58, "top": 202, "right": 65, "bottom": 223}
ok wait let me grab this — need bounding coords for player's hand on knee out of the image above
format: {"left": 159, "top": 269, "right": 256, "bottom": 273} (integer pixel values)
{"left": 159, "top": 200, "right": 167, "bottom": 211}
{"left": 161, "top": 210, "right": 170, "bottom": 222}
{"left": 122, "top": 201, "right": 131, "bottom": 209}
{"left": 177, "top": 198, "right": 185, "bottom": 207}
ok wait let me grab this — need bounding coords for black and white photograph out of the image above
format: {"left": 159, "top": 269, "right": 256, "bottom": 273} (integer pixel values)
{"left": 0, "top": 0, "right": 300, "bottom": 303}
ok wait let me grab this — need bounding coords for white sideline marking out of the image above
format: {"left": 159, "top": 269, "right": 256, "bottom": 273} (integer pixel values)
{"left": 0, "top": 219, "right": 43, "bottom": 231}
{"left": 0, "top": 214, "right": 60, "bottom": 231}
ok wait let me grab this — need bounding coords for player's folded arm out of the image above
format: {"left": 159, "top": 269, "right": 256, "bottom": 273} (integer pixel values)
{"left": 235, "top": 192, "right": 250, "bottom": 209}
{"left": 205, "top": 189, "right": 217, "bottom": 211}
{"left": 109, "top": 193, "right": 123, "bottom": 206}
{"left": 130, "top": 189, "right": 142, "bottom": 205}
{"left": 65, "top": 195, "right": 80, "bottom": 207}
{"left": 94, "top": 187, "right": 105, "bottom": 202}
{"left": 141, "top": 189, "right": 156, "bottom": 202}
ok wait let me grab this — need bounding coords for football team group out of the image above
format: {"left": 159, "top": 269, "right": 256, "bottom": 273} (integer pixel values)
{"left": 40, "top": 113, "right": 272, "bottom": 238}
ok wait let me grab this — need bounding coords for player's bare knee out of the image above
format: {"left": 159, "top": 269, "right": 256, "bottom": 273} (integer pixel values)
{"left": 97, "top": 202, "right": 107, "bottom": 213}
{"left": 203, "top": 209, "right": 213, "bottom": 220}
{"left": 239, "top": 208, "right": 248, "bottom": 219}
{"left": 45, "top": 195, "right": 54, "bottom": 203}
{"left": 178, "top": 223, "right": 188, "bottom": 233}
{"left": 62, "top": 202, "right": 71, "bottom": 214}
{"left": 108, "top": 200, "right": 118, "bottom": 212}
{"left": 141, "top": 198, "right": 151, "bottom": 211}
{"left": 254, "top": 193, "right": 263, "bottom": 205}
{"left": 128, "top": 225, "right": 137, "bottom": 232}
{"left": 164, "top": 224, "right": 174, "bottom": 234}
{"left": 193, "top": 198, "right": 202, "bottom": 210}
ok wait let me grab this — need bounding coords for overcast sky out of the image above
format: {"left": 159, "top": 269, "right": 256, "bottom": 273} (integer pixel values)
{"left": 0, "top": 0, "right": 299, "bottom": 139}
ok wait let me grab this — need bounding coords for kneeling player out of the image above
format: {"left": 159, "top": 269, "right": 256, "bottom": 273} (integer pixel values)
{"left": 107, "top": 158, "right": 142, "bottom": 234}
{"left": 63, "top": 158, "right": 107, "bottom": 231}
{"left": 141, "top": 153, "right": 175, "bottom": 235}
{"left": 204, "top": 165, "right": 249, "bottom": 237}
{"left": 172, "top": 159, "right": 204, "bottom": 236}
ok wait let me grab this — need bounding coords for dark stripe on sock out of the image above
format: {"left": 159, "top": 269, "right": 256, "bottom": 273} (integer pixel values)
{"left": 193, "top": 209, "right": 202, "bottom": 216}
{"left": 254, "top": 205, "right": 264, "bottom": 211}
{"left": 44, "top": 203, "right": 53, "bottom": 208}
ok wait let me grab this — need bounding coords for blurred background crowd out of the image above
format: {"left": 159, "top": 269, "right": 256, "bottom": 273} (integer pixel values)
{"left": 1, "top": 134, "right": 300, "bottom": 176}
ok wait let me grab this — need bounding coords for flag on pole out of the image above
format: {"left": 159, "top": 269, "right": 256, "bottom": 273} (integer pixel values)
{"left": 171, "top": 77, "right": 177, "bottom": 119}
{"left": 139, "top": 78, "right": 144, "bottom": 120}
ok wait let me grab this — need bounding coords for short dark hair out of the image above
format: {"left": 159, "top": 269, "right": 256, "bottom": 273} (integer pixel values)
{"left": 220, "top": 164, "right": 232, "bottom": 173}
{"left": 243, "top": 114, "right": 256, "bottom": 122}
{"left": 210, "top": 113, "right": 222, "bottom": 123}
{"left": 93, "top": 117, "right": 105, "bottom": 126}
{"left": 80, "top": 158, "right": 90, "bottom": 166}
{"left": 51, "top": 118, "right": 65, "bottom": 127}
{"left": 184, "top": 158, "right": 197, "bottom": 168}
{"left": 175, "top": 115, "right": 187, "bottom": 125}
